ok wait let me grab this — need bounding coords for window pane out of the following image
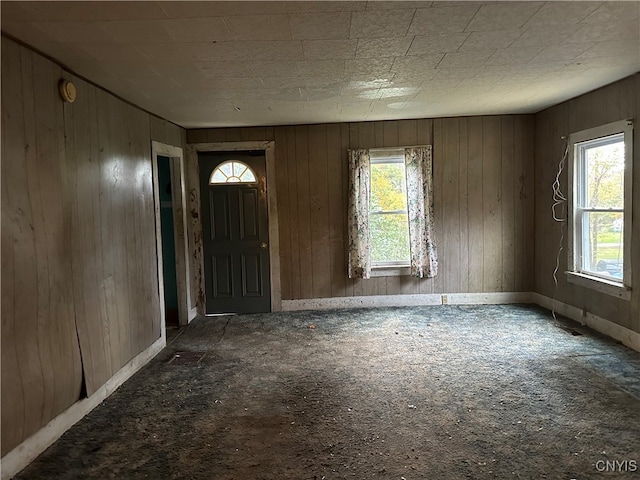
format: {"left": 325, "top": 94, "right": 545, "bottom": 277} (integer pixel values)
{"left": 370, "top": 213, "right": 410, "bottom": 263}
{"left": 584, "top": 136, "right": 624, "bottom": 208}
{"left": 581, "top": 211, "right": 624, "bottom": 280}
{"left": 370, "top": 163, "right": 407, "bottom": 212}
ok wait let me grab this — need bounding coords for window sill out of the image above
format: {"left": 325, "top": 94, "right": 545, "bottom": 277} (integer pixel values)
{"left": 371, "top": 266, "right": 411, "bottom": 277}
{"left": 565, "top": 271, "right": 631, "bottom": 301}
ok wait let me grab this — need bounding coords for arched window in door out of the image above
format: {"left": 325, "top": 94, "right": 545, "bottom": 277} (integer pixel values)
{"left": 209, "top": 160, "right": 257, "bottom": 185}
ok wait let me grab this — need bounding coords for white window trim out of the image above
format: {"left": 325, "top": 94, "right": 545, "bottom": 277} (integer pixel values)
{"left": 369, "top": 147, "right": 411, "bottom": 269}
{"left": 566, "top": 119, "right": 633, "bottom": 300}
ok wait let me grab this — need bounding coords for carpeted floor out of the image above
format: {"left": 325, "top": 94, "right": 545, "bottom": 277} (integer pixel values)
{"left": 14, "top": 304, "right": 640, "bottom": 479}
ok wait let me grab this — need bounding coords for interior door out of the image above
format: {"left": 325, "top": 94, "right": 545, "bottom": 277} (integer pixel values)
{"left": 199, "top": 151, "right": 271, "bottom": 314}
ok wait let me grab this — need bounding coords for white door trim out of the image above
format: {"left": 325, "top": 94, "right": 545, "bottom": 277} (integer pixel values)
{"left": 151, "top": 141, "right": 197, "bottom": 327}
{"left": 186, "top": 141, "right": 281, "bottom": 314}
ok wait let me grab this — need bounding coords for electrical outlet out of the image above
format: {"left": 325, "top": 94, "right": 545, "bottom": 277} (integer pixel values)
{"left": 442, "top": 295, "right": 448, "bottom": 305}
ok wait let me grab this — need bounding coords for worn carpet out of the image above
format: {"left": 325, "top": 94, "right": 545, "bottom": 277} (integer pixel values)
{"left": 14, "top": 305, "right": 640, "bottom": 479}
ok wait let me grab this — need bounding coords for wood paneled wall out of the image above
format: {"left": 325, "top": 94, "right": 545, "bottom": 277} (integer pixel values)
{"left": 188, "top": 115, "right": 535, "bottom": 300}
{"left": 535, "top": 74, "right": 640, "bottom": 335}
{"left": 1, "top": 38, "right": 184, "bottom": 455}
{"left": 1, "top": 37, "right": 83, "bottom": 457}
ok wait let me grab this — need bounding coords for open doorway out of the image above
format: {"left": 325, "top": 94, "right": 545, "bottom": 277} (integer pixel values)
{"left": 151, "top": 141, "right": 196, "bottom": 344}
{"left": 158, "top": 155, "right": 180, "bottom": 326}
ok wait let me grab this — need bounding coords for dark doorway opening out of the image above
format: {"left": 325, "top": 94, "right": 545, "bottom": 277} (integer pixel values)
{"left": 158, "top": 155, "right": 179, "bottom": 327}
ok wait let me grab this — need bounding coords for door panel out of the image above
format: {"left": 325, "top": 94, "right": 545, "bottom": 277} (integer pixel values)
{"left": 239, "top": 189, "right": 259, "bottom": 240}
{"left": 212, "top": 255, "right": 233, "bottom": 298}
{"left": 241, "top": 253, "right": 263, "bottom": 297}
{"left": 210, "top": 190, "right": 230, "bottom": 241}
{"left": 200, "top": 151, "right": 270, "bottom": 314}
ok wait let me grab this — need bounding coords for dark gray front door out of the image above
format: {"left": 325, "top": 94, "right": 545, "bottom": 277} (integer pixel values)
{"left": 199, "top": 151, "right": 270, "bottom": 314}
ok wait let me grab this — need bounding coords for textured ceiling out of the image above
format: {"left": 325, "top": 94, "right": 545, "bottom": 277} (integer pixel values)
{"left": 2, "top": 1, "right": 639, "bottom": 128}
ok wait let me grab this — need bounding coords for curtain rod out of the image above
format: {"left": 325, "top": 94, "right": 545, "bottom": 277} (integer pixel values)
{"left": 348, "top": 145, "right": 431, "bottom": 152}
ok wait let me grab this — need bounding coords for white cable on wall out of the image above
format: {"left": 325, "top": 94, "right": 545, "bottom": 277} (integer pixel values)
{"left": 551, "top": 138, "right": 570, "bottom": 322}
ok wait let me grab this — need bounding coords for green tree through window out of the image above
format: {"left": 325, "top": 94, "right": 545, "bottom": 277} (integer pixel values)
{"left": 369, "top": 150, "right": 410, "bottom": 265}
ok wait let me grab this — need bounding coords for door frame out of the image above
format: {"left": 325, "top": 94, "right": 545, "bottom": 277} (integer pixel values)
{"left": 186, "top": 141, "right": 282, "bottom": 314}
{"left": 151, "top": 141, "right": 197, "bottom": 330}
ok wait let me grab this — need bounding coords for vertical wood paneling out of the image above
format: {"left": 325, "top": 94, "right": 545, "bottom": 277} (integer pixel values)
{"left": 441, "top": 118, "right": 461, "bottom": 294}
{"left": 482, "top": 116, "right": 503, "bottom": 292}
{"left": 458, "top": 118, "right": 469, "bottom": 293}
{"left": 286, "top": 126, "right": 301, "bottom": 299}
{"left": 535, "top": 73, "right": 639, "bottom": 334}
{"left": 467, "top": 117, "right": 484, "bottom": 293}
{"left": 1, "top": 41, "right": 84, "bottom": 455}
{"left": 432, "top": 119, "right": 445, "bottom": 294}
{"left": 341, "top": 123, "right": 355, "bottom": 298}
{"left": 274, "top": 127, "right": 291, "bottom": 300}
{"left": 308, "top": 125, "right": 332, "bottom": 298}
{"left": 295, "top": 125, "right": 313, "bottom": 299}
{"left": 192, "top": 114, "right": 536, "bottom": 302}
{"left": 327, "top": 123, "right": 347, "bottom": 297}
{"left": 501, "top": 117, "right": 515, "bottom": 292}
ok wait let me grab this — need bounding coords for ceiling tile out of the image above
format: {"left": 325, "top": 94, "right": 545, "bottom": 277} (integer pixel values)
{"left": 303, "top": 40, "right": 357, "bottom": 59}
{"left": 410, "top": 5, "right": 480, "bottom": 35}
{"left": 484, "top": 46, "right": 543, "bottom": 66}
{"left": 459, "top": 29, "right": 523, "bottom": 51}
{"left": 161, "top": 17, "right": 233, "bottom": 42}
{"left": 510, "top": 24, "right": 582, "bottom": 48}
{"left": 530, "top": 42, "right": 593, "bottom": 63}
{"left": 566, "top": 21, "right": 640, "bottom": 44}
{"left": 156, "top": 1, "right": 238, "bottom": 18}
{"left": 135, "top": 43, "right": 214, "bottom": 62}
{"left": 101, "top": 20, "right": 175, "bottom": 44}
{"left": 407, "top": 33, "right": 469, "bottom": 55}
{"left": 296, "top": 59, "right": 347, "bottom": 77}
{"left": 289, "top": 2, "right": 367, "bottom": 13}
{"left": 465, "top": 2, "right": 544, "bottom": 32}
{"left": 345, "top": 57, "right": 395, "bottom": 76}
{"left": 289, "top": 12, "right": 352, "bottom": 39}
{"left": 202, "top": 41, "right": 305, "bottom": 61}
{"left": 79, "top": 43, "right": 150, "bottom": 64}
{"left": 194, "top": 61, "right": 251, "bottom": 78}
{"left": 27, "top": 21, "right": 116, "bottom": 44}
{"left": 522, "top": 2, "right": 602, "bottom": 27}
{"left": 2, "top": 1, "right": 169, "bottom": 21}
{"left": 392, "top": 53, "right": 444, "bottom": 70}
{"left": 365, "top": 1, "right": 430, "bottom": 9}
{"left": 582, "top": 2, "right": 640, "bottom": 24}
{"left": 578, "top": 41, "right": 639, "bottom": 60}
{"left": 356, "top": 37, "right": 413, "bottom": 58}
{"left": 350, "top": 9, "right": 416, "bottom": 38}
{"left": 224, "top": 14, "right": 292, "bottom": 41}
{"left": 246, "top": 61, "right": 300, "bottom": 77}
{"left": 436, "top": 50, "right": 494, "bottom": 69}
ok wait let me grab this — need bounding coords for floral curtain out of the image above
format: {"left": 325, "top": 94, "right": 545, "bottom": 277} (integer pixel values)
{"left": 347, "top": 149, "right": 371, "bottom": 279}
{"left": 404, "top": 146, "right": 438, "bottom": 278}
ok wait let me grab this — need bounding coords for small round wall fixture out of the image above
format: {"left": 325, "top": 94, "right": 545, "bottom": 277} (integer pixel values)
{"left": 59, "top": 79, "right": 76, "bottom": 103}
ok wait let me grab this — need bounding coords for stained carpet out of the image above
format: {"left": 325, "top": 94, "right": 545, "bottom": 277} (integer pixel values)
{"left": 14, "top": 305, "right": 640, "bottom": 479}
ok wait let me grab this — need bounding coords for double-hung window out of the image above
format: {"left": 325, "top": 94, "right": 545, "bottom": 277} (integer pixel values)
{"left": 568, "top": 120, "right": 633, "bottom": 298}
{"left": 347, "top": 146, "right": 437, "bottom": 279}
{"left": 369, "top": 148, "right": 411, "bottom": 268}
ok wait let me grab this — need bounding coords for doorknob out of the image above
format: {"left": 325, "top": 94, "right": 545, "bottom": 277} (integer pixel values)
{"left": 260, "top": 242, "right": 268, "bottom": 249}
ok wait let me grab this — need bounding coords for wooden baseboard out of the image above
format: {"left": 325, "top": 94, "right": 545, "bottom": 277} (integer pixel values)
{"left": 282, "top": 292, "right": 533, "bottom": 311}
{"left": 532, "top": 293, "right": 640, "bottom": 352}
{"left": 0, "top": 336, "right": 166, "bottom": 480}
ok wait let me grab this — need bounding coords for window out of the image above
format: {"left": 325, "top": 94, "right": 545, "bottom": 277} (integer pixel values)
{"left": 347, "top": 146, "right": 437, "bottom": 279}
{"left": 209, "top": 161, "right": 256, "bottom": 184}
{"left": 568, "top": 120, "right": 633, "bottom": 298}
{"left": 369, "top": 149, "right": 411, "bottom": 267}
